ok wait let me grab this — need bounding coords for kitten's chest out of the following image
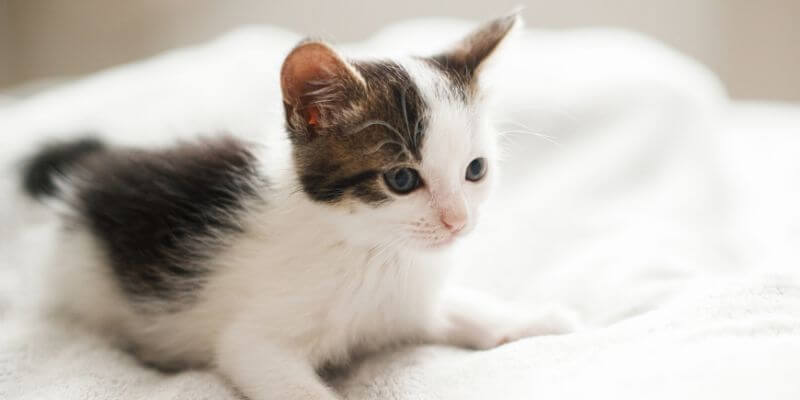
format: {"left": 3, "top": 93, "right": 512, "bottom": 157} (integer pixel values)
{"left": 220, "top": 230, "right": 450, "bottom": 363}
{"left": 301, "top": 249, "right": 448, "bottom": 364}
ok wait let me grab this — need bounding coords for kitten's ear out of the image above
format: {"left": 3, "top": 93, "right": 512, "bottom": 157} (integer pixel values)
{"left": 281, "top": 40, "right": 365, "bottom": 140}
{"left": 430, "top": 14, "right": 521, "bottom": 84}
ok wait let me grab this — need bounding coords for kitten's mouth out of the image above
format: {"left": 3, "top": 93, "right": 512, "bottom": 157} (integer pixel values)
{"left": 411, "top": 224, "right": 474, "bottom": 250}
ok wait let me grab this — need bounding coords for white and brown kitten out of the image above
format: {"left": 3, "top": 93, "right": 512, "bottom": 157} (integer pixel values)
{"left": 22, "top": 15, "right": 576, "bottom": 400}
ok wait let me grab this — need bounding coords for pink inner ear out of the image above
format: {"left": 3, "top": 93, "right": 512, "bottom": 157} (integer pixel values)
{"left": 305, "top": 106, "right": 319, "bottom": 126}
{"left": 280, "top": 42, "right": 349, "bottom": 107}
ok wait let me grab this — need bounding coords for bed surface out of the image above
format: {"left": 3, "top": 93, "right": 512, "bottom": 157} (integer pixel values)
{"left": 1, "top": 19, "right": 799, "bottom": 399}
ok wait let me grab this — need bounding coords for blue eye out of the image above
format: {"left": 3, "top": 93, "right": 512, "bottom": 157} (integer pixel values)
{"left": 384, "top": 167, "right": 421, "bottom": 194}
{"left": 465, "top": 158, "right": 487, "bottom": 181}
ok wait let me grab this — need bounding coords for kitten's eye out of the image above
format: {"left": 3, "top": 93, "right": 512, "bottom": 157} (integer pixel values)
{"left": 383, "top": 167, "right": 421, "bottom": 194}
{"left": 465, "top": 158, "right": 487, "bottom": 182}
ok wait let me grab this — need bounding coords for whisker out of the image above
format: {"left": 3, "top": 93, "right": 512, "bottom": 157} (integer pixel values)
{"left": 493, "top": 119, "right": 557, "bottom": 138}
{"left": 412, "top": 113, "right": 425, "bottom": 152}
{"left": 400, "top": 85, "right": 413, "bottom": 144}
{"left": 391, "top": 151, "right": 410, "bottom": 163}
{"left": 346, "top": 119, "right": 404, "bottom": 139}
{"left": 499, "top": 129, "right": 558, "bottom": 141}
{"left": 364, "top": 139, "right": 405, "bottom": 155}
{"left": 500, "top": 131, "right": 556, "bottom": 141}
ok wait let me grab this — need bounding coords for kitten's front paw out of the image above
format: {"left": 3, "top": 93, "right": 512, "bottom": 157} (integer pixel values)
{"left": 437, "top": 289, "right": 582, "bottom": 350}
{"left": 491, "top": 306, "right": 582, "bottom": 347}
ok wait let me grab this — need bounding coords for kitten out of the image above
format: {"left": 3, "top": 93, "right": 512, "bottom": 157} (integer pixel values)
{"left": 22, "top": 15, "right": 576, "bottom": 400}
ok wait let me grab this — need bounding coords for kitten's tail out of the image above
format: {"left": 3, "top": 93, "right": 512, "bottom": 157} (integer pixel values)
{"left": 21, "top": 137, "right": 106, "bottom": 199}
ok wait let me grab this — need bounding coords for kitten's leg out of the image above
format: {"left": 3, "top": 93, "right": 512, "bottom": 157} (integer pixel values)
{"left": 429, "top": 287, "right": 580, "bottom": 350}
{"left": 216, "top": 321, "right": 337, "bottom": 400}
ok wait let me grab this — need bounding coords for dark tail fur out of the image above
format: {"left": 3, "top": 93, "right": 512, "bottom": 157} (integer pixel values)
{"left": 22, "top": 138, "right": 106, "bottom": 199}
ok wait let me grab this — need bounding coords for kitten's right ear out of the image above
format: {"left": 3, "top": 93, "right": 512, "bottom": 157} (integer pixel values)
{"left": 280, "top": 40, "right": 365, "bottom": 141}
{"left": 430, "top": 14, "right": 521, "bottom": 87}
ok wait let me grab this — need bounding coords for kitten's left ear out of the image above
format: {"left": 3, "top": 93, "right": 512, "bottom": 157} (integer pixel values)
{"left": 281, "top": 40, "right": 366, "bottom": 141}
{"left": 430, "top": 13, "right": 521, "bottom": 84}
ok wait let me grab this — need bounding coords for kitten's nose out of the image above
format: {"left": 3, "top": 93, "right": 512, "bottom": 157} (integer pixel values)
{"left": 432, "top": 187, "right": 468, "bottom": 234}
{"left": 440, "top": 208, "right": 467, "bottom": 234}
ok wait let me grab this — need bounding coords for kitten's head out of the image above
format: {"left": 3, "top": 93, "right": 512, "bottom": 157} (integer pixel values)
{"left": 281, "top": 15, "right": 519, "bottom": 251}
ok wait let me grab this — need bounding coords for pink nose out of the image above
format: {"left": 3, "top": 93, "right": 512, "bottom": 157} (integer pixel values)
{"left": 440, "top": 210, "right": 467, "bottom": 233}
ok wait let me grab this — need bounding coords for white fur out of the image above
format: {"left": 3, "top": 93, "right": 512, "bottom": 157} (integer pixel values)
{"left": 38, "top": 33, "right": 577, "bottom": 400}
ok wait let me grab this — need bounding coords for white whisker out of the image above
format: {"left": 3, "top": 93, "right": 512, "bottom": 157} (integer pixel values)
{"left": 498, "top": 129, "right": 561, "bottom": 146}
{"left": 364, "top": 139, "right": 405, "bottom": 155}
{"left": 347, "top": 119, "right": 403, "bottom": 138}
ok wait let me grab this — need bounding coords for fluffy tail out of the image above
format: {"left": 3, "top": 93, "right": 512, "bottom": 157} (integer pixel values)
{"left": 22, "top": 138, "right": 106, "bottom": 199}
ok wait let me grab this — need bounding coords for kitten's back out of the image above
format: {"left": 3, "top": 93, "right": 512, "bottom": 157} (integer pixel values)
{"left": 22, "top": 136, "right": 266, "bottom": 312}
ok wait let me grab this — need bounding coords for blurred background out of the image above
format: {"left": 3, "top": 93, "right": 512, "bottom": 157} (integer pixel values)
{"left": 0, "top": 0, "right": 798, "bottom": 101}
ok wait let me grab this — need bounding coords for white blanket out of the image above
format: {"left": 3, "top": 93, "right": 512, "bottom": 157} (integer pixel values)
{"left": 1, "top": 19, "right": 799, "bottom": 399}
